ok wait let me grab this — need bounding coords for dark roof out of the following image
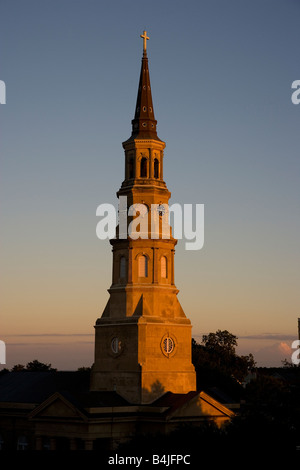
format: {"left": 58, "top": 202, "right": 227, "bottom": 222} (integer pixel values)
{"left": 0, "top": 371, "right": 90, "bottom": 404}
{"left": 0, "top": 371, "right": 131, "bottom": 410}
{"left": 151, "top": 391, "right": 199, "bottom": 411}
{"left": 61, "top": 390, "right": 129, "bottom": 410}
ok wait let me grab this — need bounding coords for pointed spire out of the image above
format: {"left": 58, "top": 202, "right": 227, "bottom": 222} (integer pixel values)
{"left": 130, "top": 31, "right": 160, "bottom": 140}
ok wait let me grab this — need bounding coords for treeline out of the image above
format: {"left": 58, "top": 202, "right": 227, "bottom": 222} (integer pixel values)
{"left": 0, "top": 359, "right": 92, "bottom": 374}
{"left": 120, "top": 330, "right": 300, "bottom": 454}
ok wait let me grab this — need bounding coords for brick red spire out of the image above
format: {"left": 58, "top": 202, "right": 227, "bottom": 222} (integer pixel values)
{"left": 130, "top": 31, "right": 160, "bottom": 140}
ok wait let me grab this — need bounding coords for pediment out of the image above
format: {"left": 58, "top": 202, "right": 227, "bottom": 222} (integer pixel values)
{"left": 168, "top": 392, "right": 234, "bottom": 422}
{"left": 30, "top": 392, "right": 86, "bottom": 421}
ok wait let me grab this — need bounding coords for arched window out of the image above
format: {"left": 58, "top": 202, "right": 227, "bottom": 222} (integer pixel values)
{"left": 120, "top": 256, "right": 126, "bottom": 279}
{"left": 138, "top": 255, "right": 148, "bottom": 277}
{"left": 154, "top": 158, "right": 159, "bottom": 179}
{"left": 17, "top": 436, "right": 28, "bottom": 451}
{"left": 161, "top": 256, "right": 167, "bottom": 278}
{"left": 42, "top": 437, "right": 51, "bottom": 451}
{"left": 140, "top": 157, "right": 147, "bottom": 177}
{"left": 129, "top": 158, "right": 134, "bottom": 179}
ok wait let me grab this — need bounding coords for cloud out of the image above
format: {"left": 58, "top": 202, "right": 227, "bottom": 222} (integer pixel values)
{"left": 251, "top": 341, "right": 293, "bottom": 367}
{"left": 6, "top": 341, "right": 94, "bottom": 346}
{"left": 239, "top": 334, "right": 297, "bottom": 341}
{"left": 3, "top": 341, "right": 94, "bottom": 370}
{"left": 3, "top": 333, "right": 93, "bottom": 337}
{"left": 193, "top": 333, "right": 297, "bottom": 342}
{"left": 278, "top": 341, "right": 292, "bottom": 355}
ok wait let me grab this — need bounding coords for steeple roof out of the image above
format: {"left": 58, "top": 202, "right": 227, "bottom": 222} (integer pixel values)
{"left": 128, "top": 31, "right": 161, "bottom": 141}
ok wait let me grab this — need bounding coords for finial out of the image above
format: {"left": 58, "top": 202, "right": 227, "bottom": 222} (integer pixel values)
{"left": 140, "top": 30, "right": 149, "bottom": 55}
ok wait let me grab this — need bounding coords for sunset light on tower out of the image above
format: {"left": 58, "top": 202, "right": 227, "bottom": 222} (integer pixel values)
{"left": 0, "top": 1, "right": 300, "bottom": 455}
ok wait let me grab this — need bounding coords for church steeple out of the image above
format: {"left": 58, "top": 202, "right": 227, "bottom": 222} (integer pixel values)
{"left": 91, "top": 32, "right": 196, "bottom": 404}
{"left": 130, "top": 31, "right": 160, "bottom": 141}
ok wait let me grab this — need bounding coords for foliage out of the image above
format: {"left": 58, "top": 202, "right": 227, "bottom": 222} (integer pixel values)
{"left": 10, "top": 359, "right": 57, "bottom": 372}
{"left": 192, "top": 330, "right": 255, "bottom": 388}
{"left": 282, "top": 358, "right": 300, "bottom": 368}
{"left": 26, "top": 359, "right": 57, "bottom": 371}
{"left": 77, "top": 366, "right": 92, "bottom": 372}
{"left": 11, "top": 364, "right": 26, "bottom": 372}
{"left": 202, "top": 330, "right": 237, "bottom": 355}
{"left": 118, "top": 366, "right": 300, "bottom": 454}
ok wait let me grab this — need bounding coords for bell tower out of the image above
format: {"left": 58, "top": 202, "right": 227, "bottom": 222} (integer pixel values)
{"left": 90, "top": 32, "right": 196, "bottom": 404}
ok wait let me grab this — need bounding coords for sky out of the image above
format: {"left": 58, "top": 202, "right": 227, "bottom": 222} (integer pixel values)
{"left": 0, "top": 0, "right": 299, "bottom": 370}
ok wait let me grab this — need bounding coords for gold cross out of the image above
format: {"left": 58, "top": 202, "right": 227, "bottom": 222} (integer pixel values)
{"left": 140, "top": 30, "right": 149, "bottom": 53}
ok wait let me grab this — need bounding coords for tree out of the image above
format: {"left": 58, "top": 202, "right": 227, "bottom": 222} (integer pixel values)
{"left": 282, "top": 358, "right": 300, "bottom": 368}
{"left": 25, "top": 360, "right": 56, "bottom": 372}
{"left": 192, "top": 330, "right": 256, "bottom": 392}
{"left": 11, "top": 364, "right": 25, "bottom": 372}
{"left": 77, "top": 366, "right": 92, "bottom": 372}
{"left": 202, "top": 330, "right": 237, "bottom": 356}
{"left": 200, "top": 330, "right": 255, "bottom": 378}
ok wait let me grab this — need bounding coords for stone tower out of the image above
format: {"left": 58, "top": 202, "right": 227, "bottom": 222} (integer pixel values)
{"left": 90, "top": 32, "right": 196, "bottom": 404}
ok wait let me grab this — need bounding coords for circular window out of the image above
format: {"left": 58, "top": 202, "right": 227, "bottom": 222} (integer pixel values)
{"left": 161, "top": 334, "right": 176, "bottom": 357}
{"left": 111, "top": 337, "right": 121, "bottom": 354}
{"left": 143, "top": 106, "right": 147, "bottom": 112}
{"left": 142, "top": 122, "right": 147, "bottom": 127}
{"left": 163, "top": 337, "right": 174, "bottom": 354}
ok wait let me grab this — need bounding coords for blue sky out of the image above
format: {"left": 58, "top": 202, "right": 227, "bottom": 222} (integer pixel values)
{"left": 1, "top": 0, "right": 300, "bottom": 369}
